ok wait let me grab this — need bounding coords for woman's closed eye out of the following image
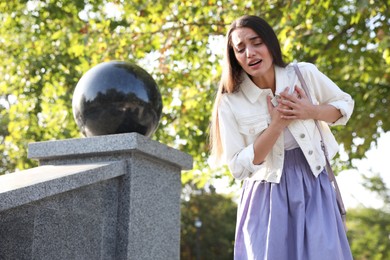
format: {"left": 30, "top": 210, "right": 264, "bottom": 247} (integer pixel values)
{"left": 252, "top": 39, "right": 263, "bottom": 46}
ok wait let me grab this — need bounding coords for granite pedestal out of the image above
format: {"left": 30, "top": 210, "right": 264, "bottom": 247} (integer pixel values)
{"left": 0, "top": 133, "right": 192, "bottom": 260}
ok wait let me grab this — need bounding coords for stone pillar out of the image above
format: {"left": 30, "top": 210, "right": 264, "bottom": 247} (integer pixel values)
{"left": 0, "top": 133, "right": 192, "bottom": 260}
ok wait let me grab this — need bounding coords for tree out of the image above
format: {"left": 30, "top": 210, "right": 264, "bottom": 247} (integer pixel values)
{"left": 347, "top": 174, "right": 390, "bottom": 259}
{"left": 0, "top": 1, "right": 389, "bottom": 183}
{"left": 1, "top": 1, "right": 389, "bottom": 257}
{"left": 348, "top": 207, "right": 390, "bottom": 259}
{"left": 180, "top": 185, "right": 237, "bottom": 259}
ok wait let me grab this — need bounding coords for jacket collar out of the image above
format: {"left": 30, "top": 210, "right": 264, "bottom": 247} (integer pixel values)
{"left": 240, "top": 73, "right": 263, "bottom": 103}
{"left": 275, "top": 65, "right": 290, "bottom": 95}
{"left": 240, "top": 65, "right": 290, "bottom": 103}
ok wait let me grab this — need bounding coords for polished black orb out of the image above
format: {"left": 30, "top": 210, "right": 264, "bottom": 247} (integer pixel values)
{"left": 72, "top": 61, "right": 163, "bottom": 137}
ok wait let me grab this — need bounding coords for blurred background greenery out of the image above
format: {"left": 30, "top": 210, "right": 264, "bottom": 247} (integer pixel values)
{"left": 0, "top": 0, "right": 389, "bottom": 259}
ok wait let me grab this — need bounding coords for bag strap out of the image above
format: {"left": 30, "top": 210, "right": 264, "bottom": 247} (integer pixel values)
{"left": 293, "top": 63, "right": 347, "bottom": 231}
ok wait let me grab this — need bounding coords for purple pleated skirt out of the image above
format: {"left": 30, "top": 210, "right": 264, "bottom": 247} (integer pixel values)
{"left": 234, "top": 148, "right": 353, "bottom": 260}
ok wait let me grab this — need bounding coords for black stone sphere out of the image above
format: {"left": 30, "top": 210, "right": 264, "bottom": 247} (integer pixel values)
{"left": 72, "top": 61, "right": 162, "bottom": 137}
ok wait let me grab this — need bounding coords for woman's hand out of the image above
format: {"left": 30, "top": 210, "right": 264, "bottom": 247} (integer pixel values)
{"left": 276, "top": 86, "right": 317, "bottom": 120}
{"left": 267, "top": 93, "right": 292, "bottom": 130}
{"left": 254, "top": 93, "right": 294, "bottom": 165}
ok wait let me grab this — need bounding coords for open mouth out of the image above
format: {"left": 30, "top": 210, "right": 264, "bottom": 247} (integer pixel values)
{"left": 249, "top": 60, "right": 262, "bottom": 66}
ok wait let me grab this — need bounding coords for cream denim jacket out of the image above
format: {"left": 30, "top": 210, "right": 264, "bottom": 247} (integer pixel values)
{"left": 218, "top": 62, "right": 354, "bottom": 183}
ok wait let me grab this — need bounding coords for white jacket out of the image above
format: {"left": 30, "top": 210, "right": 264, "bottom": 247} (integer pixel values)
{"left": 218, "top": 62, "right": 354, "bottom": 183}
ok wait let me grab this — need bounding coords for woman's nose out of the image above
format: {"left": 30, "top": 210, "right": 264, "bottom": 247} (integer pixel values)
{"left": 246, "top": 46, "right": 255, "bottom": 57}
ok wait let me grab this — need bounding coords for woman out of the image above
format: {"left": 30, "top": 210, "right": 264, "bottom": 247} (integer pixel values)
{"left": 209, "top": 15, "right": 354, "bottom": 260}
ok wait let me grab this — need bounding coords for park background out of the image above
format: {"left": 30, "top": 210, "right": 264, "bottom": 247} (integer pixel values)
{"left": 0, "top": 0, "right": 389, "bottom": 259}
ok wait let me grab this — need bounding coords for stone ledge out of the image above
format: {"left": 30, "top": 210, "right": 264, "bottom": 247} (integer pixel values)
{"left": 0, "top": 161, "right": 126, "bottom": 211}
{"left": 28, "top": 132, "right": 193, "bottom": 170}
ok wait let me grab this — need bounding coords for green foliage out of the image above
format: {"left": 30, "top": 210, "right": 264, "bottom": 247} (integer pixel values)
{"left": 347, "top": 207, "right": 390, "bottom": 260}
{"left": 1, "top": 1, "right": 389, "bottom": 257}
{"left": 0, "top": 1, "right": 389, "bottom": 182}
{"left": 347, "top": 173, "right": 390, "bottom": 259}
{"left": 180, "top": 186, "right": 237, "bottom": 259}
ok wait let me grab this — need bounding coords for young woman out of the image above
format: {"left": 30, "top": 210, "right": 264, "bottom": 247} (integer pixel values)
{"left": 209, "top": 15, "right": 354, "bottom": 260}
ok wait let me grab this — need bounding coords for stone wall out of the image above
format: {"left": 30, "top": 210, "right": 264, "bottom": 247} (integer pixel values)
{"left": 0, "top": 133, "right": 192, "bottom": 260}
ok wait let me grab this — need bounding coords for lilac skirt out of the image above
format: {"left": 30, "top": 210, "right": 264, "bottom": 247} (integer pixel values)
{"left": 234, "top": 148, "right": 353, "bottom": 260}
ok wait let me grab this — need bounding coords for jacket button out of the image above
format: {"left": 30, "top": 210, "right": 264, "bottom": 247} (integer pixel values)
{"left": 316, "top": 165, "right": 322, "bottom": 171}
{"left": 308, "top": 150, "right": 313, "bottom": 155}
{"left": 300, "top": 133, "right": 305, "bottom": 138}
{"left": 249, "top": 128, "right": 255, "bottom": 134}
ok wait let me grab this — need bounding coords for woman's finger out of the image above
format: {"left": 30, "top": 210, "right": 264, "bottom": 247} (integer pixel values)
{"left": 280, "top": 99, "right": 298, "bottom": 110}
{"left": 294, "top": 86, "right": 307, "bottom": 99}
{"left": 267, "top": 95, "right": 274, "bottom": 112}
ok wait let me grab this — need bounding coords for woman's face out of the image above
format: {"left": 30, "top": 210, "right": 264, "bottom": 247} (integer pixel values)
{"left": 230, "top": 27, "right": 273, "bottom": 79}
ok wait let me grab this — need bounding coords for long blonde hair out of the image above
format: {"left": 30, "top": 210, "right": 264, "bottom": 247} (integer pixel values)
{"left": 209, "top": 15, "right": 287, "bottom": 163}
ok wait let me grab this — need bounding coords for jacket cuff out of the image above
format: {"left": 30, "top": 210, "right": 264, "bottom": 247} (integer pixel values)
{"left": 228, "top": 144, "right": 264, "bottom": 180}
{"left": 328, "top": 100, "right": 354, "bottom": 126}
{"left": 239, "top": 144, "right": 264, "bottom": 171}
